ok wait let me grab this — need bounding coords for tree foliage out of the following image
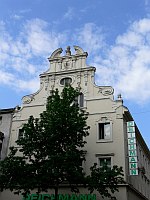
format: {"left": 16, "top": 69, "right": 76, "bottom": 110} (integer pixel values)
{"left": 0, "top": 86, "right": 124, "bottom": 199}
{"left": 87, "top": 164, "right": 124, "bottom": 199}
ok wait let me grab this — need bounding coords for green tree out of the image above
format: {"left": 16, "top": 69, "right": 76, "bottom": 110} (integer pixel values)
{"left": 0, "top": 86, "right": 124, "bottom": 199}
{"left": 87, "top": 164, "right": 124, "bottom": 199}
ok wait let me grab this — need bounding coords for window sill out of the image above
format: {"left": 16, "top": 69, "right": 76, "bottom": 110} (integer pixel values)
{"left": 96, "top": 140, "right": 113, "bottom": 143}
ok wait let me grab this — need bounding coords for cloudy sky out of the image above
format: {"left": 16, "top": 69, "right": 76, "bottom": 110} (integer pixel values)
{"left": 0, "top": 0, "right": 150, "bottom": 147}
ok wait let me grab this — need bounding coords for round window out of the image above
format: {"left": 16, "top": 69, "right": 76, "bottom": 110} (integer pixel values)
{"left": 60, "top": 77, "right": 72, "bottom": 86}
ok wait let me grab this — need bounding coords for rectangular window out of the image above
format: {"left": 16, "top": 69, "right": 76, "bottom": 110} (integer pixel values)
{"left": 79, "top": 93, "right": 84, "bottom": 107}
{"left": 74, "top": 93, "right": 84, "bottom": 108}
{"left": 0, "top": 142, "right": 2, "bottom": 155}
{"left": 0, "top": 132, "right": 4, "bottom": 159}
{"left": 0, "top": 144, "right": 2, "bottom": 159}
{"left": 98, "top": 122, "right": 111, "bottom": 140}
{"left": 18, "top": 128, "right": 24, "bottom": 139}
{"left": 99, "top": 157, "right": 111, "bottom": 169}
{"left": 0, "top": 116, "right": 2, "bottom": 125}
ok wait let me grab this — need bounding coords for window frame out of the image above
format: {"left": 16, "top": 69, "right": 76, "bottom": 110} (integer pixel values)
{"left": 0, "top": 116, "right": 2, "bottom": 125}
{"left": 79, "top": 93, "right": 84, "bottom": 108}
{"left": 0, "top": 132, "right": 4, "bottom": 159}
{"left": 60, "top": 77, "right": 72, "bottom": 86}
{"left": 97, "top": 121, "right": 112, "bottom": 142}
{"left": 74, "top": 92, "right": 84, "bottom": 108}
{"left": 96, "top": 155, "right": 113, "bottom": 170}
{"left": 18, "top": 128, "right": 25, "bottom": 140}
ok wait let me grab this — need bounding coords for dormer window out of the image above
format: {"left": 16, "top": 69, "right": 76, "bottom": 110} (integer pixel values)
{"left": 60, "top": 77, "right": 72, "bottom": 86}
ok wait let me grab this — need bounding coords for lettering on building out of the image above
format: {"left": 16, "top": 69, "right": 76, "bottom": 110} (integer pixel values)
{"left": 127, "top": 121, "right": 138, "bottom": 175}
{"left": 22, "top": 194, "right": 96, "bottom": 200}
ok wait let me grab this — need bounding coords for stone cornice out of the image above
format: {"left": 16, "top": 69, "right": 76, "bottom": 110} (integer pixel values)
{"left": 40, "top": 66, "right": 96, "bottom": 78}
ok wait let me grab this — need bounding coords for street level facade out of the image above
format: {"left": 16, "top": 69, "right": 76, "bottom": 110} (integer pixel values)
{"left": 0, "top": 46, "right": 150, "bottom": 200}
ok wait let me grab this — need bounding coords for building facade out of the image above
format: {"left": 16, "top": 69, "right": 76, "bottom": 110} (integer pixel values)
{"left": 0, "top": 108, "right": 14, "bottom": 160}
{"left": 0, "top": 46, "right": 150, "bottom": 200}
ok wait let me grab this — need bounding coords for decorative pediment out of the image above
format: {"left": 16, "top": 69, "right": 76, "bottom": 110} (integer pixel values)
{"left": 46, "top": 46, "right": 88, "bottom": 73}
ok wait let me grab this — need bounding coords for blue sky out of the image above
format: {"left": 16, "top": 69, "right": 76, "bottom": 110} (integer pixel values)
{"left": 0, "top": 0, "right": 150, "bottom": 148}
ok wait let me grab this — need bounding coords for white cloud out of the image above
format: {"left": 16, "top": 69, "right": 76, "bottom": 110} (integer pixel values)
{"left": 63, "top": 7, "right": 74, "bottom": 20}
{"left": 92, "top": 18, "right": 150, "bottom": 104}
{"left": 23, "top": 18, "right": 66, "bottom": 56}
{"left": 19, "top": 9, "right": 31, "bottom": 14}
{"left": 76, "top": 23, "right": 105, "bottom": 55}
{"left": 116, "top": 31, "right": 143, "bottom": 47}
{"left": 144, "top": 0, "right": 150, "bottom": 10}
{"left": 17, "top": 78, "right": 40, "bottom": 92}
{"left": 132, "top": 18, "right": 150, "bottom": 34}
{"left": 0, "top": 19, "right": 66, "bottom": 93}
{"left": 11, "top": 14, "right": 23, "bottom": 20}
{"left": 116, "top": 65, "right": 150, "bottom": 101}
{"left": 0, "top": 70, "right": 15, "bottom": 84}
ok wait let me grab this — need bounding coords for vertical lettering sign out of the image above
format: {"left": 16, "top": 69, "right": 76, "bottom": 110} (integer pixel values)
{"left": 127, "top": 121, "right": 138, "bottom": 175}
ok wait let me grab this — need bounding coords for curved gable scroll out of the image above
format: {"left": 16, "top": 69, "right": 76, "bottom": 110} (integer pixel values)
{"left": 48, "top": 48, "right": 63, "bottom": 60}
{"left": 74, "top": 46, "right": 84, "bottom": 54}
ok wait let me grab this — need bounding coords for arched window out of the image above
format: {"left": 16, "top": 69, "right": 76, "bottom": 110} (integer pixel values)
{"left": 60, "top": 77, "right": 72, "bottom": 86}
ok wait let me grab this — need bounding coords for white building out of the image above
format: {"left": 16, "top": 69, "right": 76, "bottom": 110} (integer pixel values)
{"left": 0, "top": 108, "right": 14, "bottom": 160}
{"left": 0, "top": 46, "right": 150, "bottom": 200}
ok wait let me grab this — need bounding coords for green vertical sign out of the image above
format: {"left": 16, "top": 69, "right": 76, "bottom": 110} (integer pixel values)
{"left": 127, "top": 121, "right": 138, "bottom": 176}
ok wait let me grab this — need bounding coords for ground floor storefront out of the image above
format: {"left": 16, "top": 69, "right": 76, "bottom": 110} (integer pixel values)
{"left": 0, "top": 185, "right": 148, "bottom": 200}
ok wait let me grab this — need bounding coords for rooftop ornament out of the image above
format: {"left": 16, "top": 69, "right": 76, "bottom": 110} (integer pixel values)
{"left": 117, "top": 94, "right": 122, "bottom": 100}
{"left": 65, "top": 46, "right": 71, "bottom": 56}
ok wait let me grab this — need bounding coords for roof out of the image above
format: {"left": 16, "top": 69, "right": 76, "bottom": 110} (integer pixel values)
{"left": 0, "top": 108, "right": 15, "bottom": 114}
